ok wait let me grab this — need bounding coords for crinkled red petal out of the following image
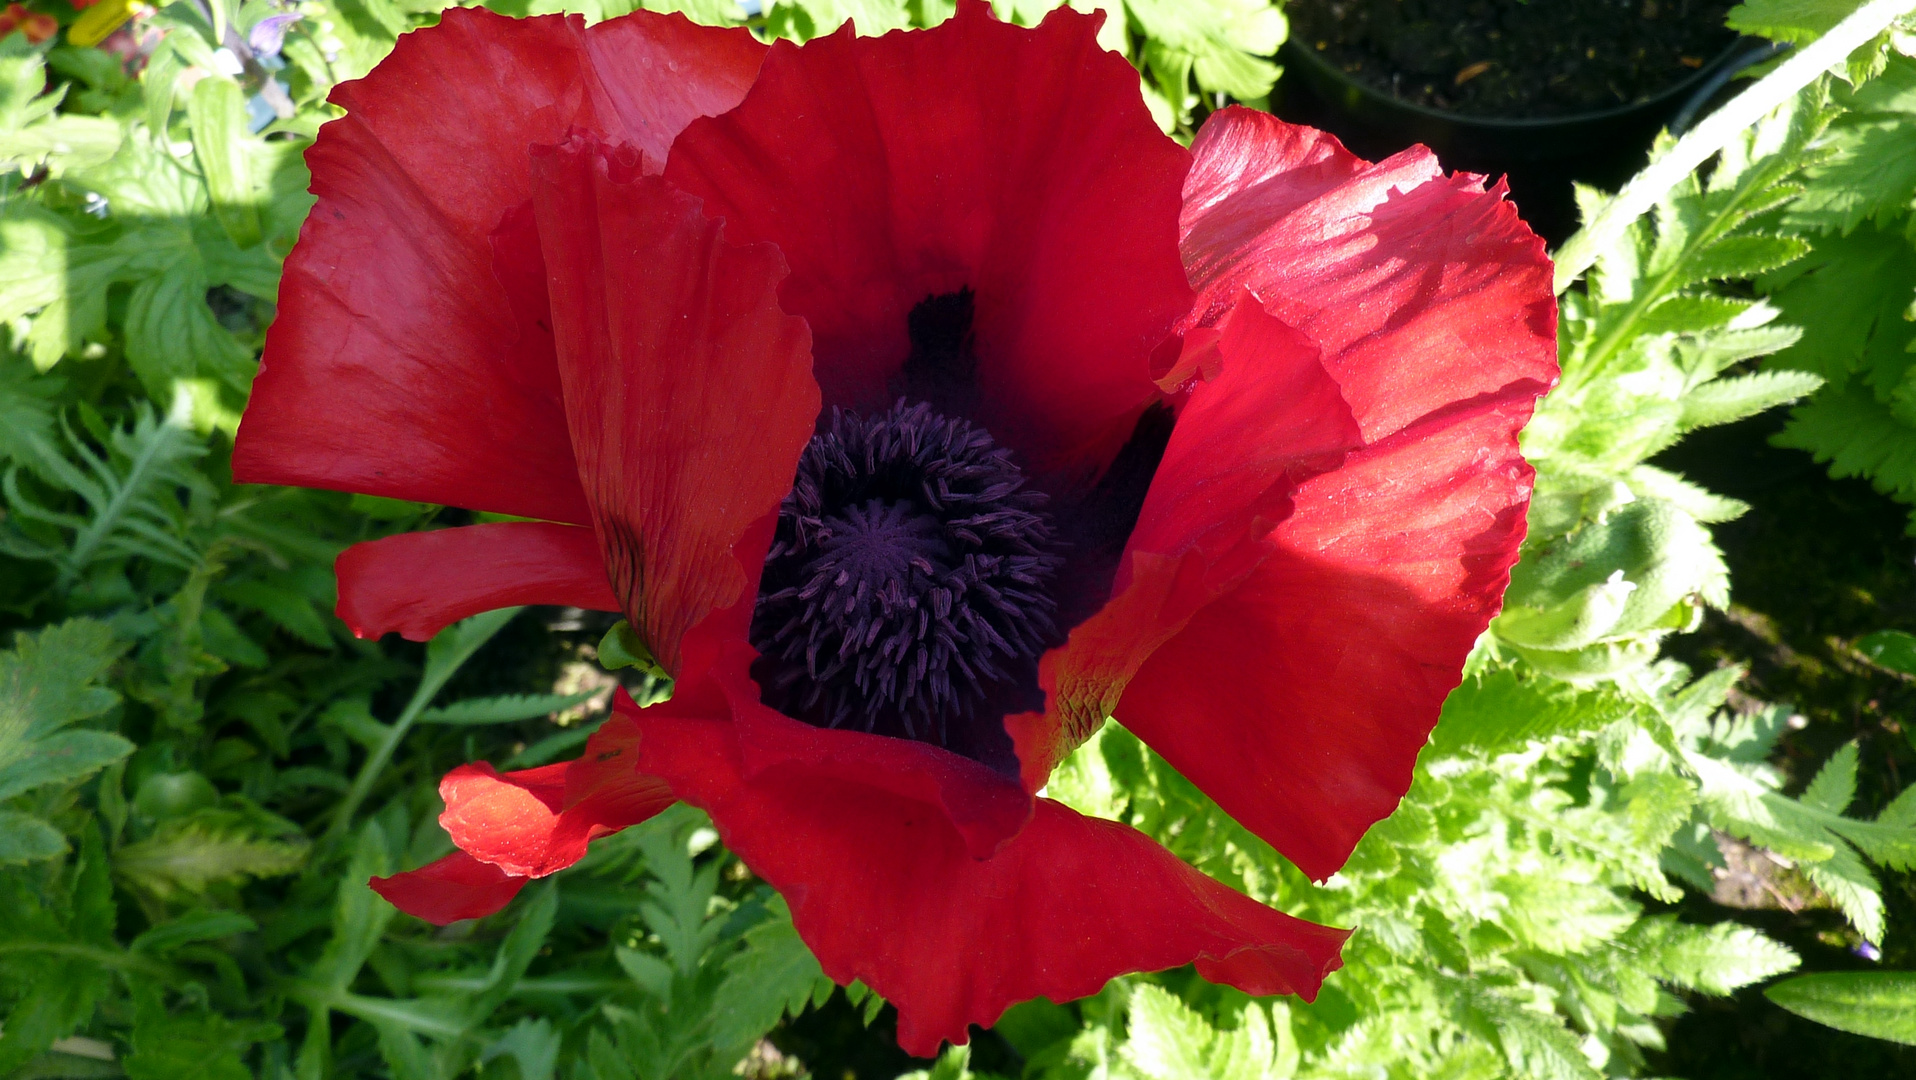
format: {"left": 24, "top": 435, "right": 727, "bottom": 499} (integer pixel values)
{"left": 335, "top": 522, "right": 617, "bottom": 642}
{"left": 234, "top": 7, "right": 764, "bottom": 520}
{"left": 626, "top": 683, "right": 1347, "bottom": 1057}
{"left": 438, "top": 716, "right": 676, "bottom": 879}
{"left": 529, "top": 135, "right": 817, "bottom": 678}
{"left": 1179, "top": 107, "right": 1557, "bottom": 444}
{"left": 370, "top": 852, "right": 528, "bottom": 925}
{"left": 1118, "top": 395, "right": 1540, "bottom": 880}
{"left": 663, "top": 0, "right": 1191, "bottom": 476}
{"left": 1012, "top": 298, "right": 1361, "bottom": 789}
{"left": 676, "top": 644, "right": 1033, "bottom": 860}
{"left": 1048, "top": 109, "right": 1558, "bottom": 879}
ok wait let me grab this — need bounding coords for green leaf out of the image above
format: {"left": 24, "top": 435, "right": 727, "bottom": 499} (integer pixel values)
{"left": 417, "top": 688, "right": 603, "bottom": 725}
{"left": 1430, "top": 666, "right": 1642, "bottom": 758}
{"left": 186, "top": 76, "right": 263, "bottom": 249}
{"left": 1677, "top": 234, "right": 1815, "bottom": 289}
{"left": 487, "top": 1018, "right": 562, "bottom": 1080}
{"left": 1628, "top": 915, "right": 1800, "bottom": 994}
{"left": 1856, "top": 628, "right": 1916, "bottom": 674}
{"left": 124, "top": 1012, "right": 282, "bottom": 1080}
{"left": 1450, "top": 979, "right": 1601, "bottom": 1080}
{"left": 114, "top": 813, "right": 309, "bottom": 899}
{"left": 1766, "top": 971, "right": 1916, "bottom": 1045}
{"left": 0, "top": 728, "right": 135, "bottom": 801}
{"left": 1763, "top": 225, "right": 1916, "bottom": 384}
{"left": 218, "top": 579, "right": 334, "bottom": 648}
{"left": 597, "top": 619, "right": 670, "bottom": 679}
{"left": 1122, "top": 984, "right": 1296, "bottom": 1080}
{"left": 1679, "top": 370, "right": 1825, "bottom": 431}
{"left": 1789, "top": 111, "right": 1916, "bottom": 232}
{"left": 1802, "top": 740, "right": 1860, "bottom": 815}
{"left": 0, "top": 620, "right": 127, "bottom": 821}
{"left": 1775, "top": 379, "right": 1916, "bottom": 506}
{"left": 1729, "top": 0, "right": 1861, "bottom": 41}
{"left": 711, "top": 896, "right": 829, "bottom": 1053}
{"left": 0, "top": 810, "right": 68, "bottom": 863}
{"left": 130, "top": 910, "right": 259, "bottom": 953}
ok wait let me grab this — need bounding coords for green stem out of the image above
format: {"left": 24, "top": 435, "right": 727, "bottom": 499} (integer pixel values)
{"left": 1552, "top": 0, "right": 1916, "bottom": 295}
{"left": 0, "top": 941, "right": 179, "bottom": 980}
{"left": 321, "top": 607, "right": 522, "bottom": 845}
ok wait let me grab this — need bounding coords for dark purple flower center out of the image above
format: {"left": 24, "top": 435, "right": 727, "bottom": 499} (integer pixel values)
{"left": 750, "top": 399, "right": 1062, "bottom": 751}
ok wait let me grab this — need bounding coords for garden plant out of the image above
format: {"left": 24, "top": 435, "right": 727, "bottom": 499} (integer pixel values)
{"left": 3, "top": 0, "right": 1916, "bottom": 1078}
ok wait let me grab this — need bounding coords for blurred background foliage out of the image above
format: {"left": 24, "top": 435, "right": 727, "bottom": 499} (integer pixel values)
{"left": 2, "top": 0, "right": 1916, "bottom": 1078}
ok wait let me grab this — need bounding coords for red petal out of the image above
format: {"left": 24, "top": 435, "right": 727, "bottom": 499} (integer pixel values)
{"left": 234, "top": 7, "right": 765, "bottom": 520}
{"left": 1116, "top": 395, "right": 1539, "bottom": 880}
{"left": 370, "top": 852, "right": 528, "bottom": 925}
{"left": 1012, "top": 298, "right": 1361, "bottom": 789}
{"left": 663, "top": 0, "right": 1191, "bottom": 475}
{"left": 335, "top": 521, "right": 617, "bottom": 642}
{"left": 1179, "top": 107, "right": 1557, "bottom": 444}
{"left": 675, "top": 645, "right": 1033, "bottom": 860}
{"left": 629, "top": 681, "right": 1348, "bottom": 1057}
{"left": 529, "top": 136, "right": 818, "bottom": 677}
{"left": 438, "top": 716, "right": 676, "bottom": 879}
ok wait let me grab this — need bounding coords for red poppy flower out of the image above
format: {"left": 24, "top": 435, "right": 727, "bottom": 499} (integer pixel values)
{"left": 233, "top": 1, "right": 1554, "bottom": 1054}
{"left": 1, "top": 3, "right": 58, "bottom": 43}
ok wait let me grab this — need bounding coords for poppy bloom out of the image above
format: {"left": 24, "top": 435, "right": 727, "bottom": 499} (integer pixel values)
{"left": 233, "top": 1, "right": 1554, "bottom": 1054}
{"left": 1, "top": 3, "right": 59, "bottom": 43}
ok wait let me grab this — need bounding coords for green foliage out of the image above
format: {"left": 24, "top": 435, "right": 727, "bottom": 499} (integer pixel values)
{"left": 1506, "top": 85, "right": 1832, "bottom": 680}
{"left": 2, "top": 0, "right": 1910, "bottom": 1076}
{"left": 1754, "top": 39, "right": 1916, "bottom": 530}
{"left": 1765, "top": 971, "right": 1916, "bottom": 1045}
{"left": 0, "top": 619, "right": 129, "bottom": 863}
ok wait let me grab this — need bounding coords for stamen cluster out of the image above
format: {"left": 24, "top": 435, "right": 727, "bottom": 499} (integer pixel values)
{"left": 751, "top": 401, "right": 1062, "bottom": 745}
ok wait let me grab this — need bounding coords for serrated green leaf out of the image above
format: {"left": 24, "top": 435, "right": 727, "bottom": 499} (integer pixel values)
{"left": 1678, "top": 234, "right": 1814, "bottom": 289}
{"left": 0, "top": 728, "right": 134, "bottom": 801}
{"left": 218, "top": 580, "right": 333, "bottom": 648}
{"left": 1775, "top": 379, "right": 1916, "bottom": 504}
{"left": 1122, "top": 984, "right": 1294, "bottom": 1080}
{"left": 1680, "top": 370, "right": 1825, "bottom": 430}
{"left": 1790, "top": 112, "right": 1916, "bottom": 232}
{"left": 115, "top": 814, "right": 309, "bottom": 899}
{"left": 1802, "top": 740, "right": 1860, "bottom": 814}
{"left": 1629, "top": 915, "right": 1800, "bottom": 994}
{"left": 710, "top": 896, "right": 828, "bottom": 1053}
{"left": 1625, "top": 465, "right": 1751, "bottom": 523}
{"left": 1767, "top": 971, "right": 1916, "bottom": 1045}
{"left": 1764, "top": 225, "right": 1916, "bottom": 383}
{"left": 1451, "top": 979, "right": 1602, "bottom": 1080}
{"left": 1431, "top": 666, "right": 1643, "bottom": 758}
{"left": 1638, "top": 293, "right": 1759, "bottom": 334}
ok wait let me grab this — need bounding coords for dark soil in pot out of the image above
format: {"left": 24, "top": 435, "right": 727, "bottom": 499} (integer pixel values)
{"left": 1273, "top": 0, "right": 1747, "bottom": 245}
{"left": 1286, "top": 0, "right": 1738, "bottom": 117}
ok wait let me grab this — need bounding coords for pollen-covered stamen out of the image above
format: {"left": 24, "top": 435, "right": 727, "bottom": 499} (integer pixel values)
{"left": 751, "top": 401, "right": 1063, "bottom": 748}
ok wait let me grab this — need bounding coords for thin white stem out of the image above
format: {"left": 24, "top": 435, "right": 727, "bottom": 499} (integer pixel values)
{"left": 1552, "top": 0, "right": 1916, "bottom": 294}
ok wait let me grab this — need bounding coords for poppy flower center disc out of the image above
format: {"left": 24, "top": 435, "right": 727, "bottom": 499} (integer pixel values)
{"left": 751, "top": 296, "right": 1064, "bottom": 753}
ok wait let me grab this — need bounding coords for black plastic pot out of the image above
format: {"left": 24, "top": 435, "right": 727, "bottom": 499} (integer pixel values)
{"left": 1272, "top": 36, "right": 1780, "bottom": 244}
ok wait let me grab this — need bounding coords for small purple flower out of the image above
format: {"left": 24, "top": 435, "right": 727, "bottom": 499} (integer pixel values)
{"left": 248, "top": 13, "right": 301, "bottom": 59}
